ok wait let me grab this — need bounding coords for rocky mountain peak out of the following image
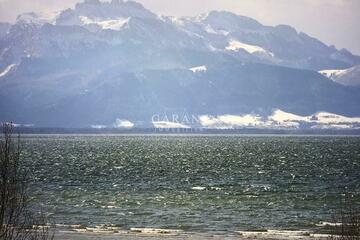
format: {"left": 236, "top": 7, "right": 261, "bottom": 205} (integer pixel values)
{"left": 56, "top": 0, "right": 156, "bottom": 26}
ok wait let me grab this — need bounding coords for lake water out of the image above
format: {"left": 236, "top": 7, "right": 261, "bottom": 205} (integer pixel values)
{"left": 21, "top": 135, "right": 360, "bottom": 237}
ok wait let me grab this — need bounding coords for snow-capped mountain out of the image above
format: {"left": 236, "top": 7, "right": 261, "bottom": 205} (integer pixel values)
{"left": 163, "top": 10, "right": 360, "bottom": 70}
{"left": 0, "top": 0, "right": 360, "bottom": 128}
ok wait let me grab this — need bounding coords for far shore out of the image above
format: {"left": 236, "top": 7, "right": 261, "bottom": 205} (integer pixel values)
{"left": 11, "top": 126, "right": 360, "bottom": 136}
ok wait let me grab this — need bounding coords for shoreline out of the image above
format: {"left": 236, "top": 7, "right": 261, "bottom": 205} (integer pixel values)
{"left": 55, "top": 230, "right": 332, "bottom": 240}
{"left": 53, "top": 225, "right": 333, "bottom": 240}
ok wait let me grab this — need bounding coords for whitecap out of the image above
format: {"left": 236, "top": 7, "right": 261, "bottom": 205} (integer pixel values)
{"left": 237, "top": 230, "right": 313, "bottom": 239}
{"left": 130, "top": 228, "right": 183, "bottom": 235}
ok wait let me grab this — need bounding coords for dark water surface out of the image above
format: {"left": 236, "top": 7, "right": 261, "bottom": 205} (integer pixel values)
{"left": 21, "top": 135, "right": 360, "bottom": 235}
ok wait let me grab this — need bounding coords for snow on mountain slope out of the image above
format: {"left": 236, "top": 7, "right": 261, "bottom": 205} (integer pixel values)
{"left": 226, "top": 39, "right": 274, "bottom": 57}
{"left": 270, "top": 110, "right": 360, "bottom": 129}
{"left": 199, "top": 114, "right": 265, "bottom": 129}
{"left": 311, "top": 112, "right": 360, "bottom": 129}
{"left": 189, "top": 65, "right": 207, "bottom": 73}
{"left": 204, "top": 24, "right": 229, "bottom": 36}
{"left": 167, "top": 16, "right": 186, "bottom": 27}
{"left": 269, "top": 109, "right": 311, "bottom": 123}
{"left": 199, "top": 110, "right": 360, "bottom": 129}
{"left": 319, "top": 69, "right": 348, "bottom": 79}
{"left": 90, "top": 119, "right": 134, "bottom": 129}
{"left": 202, "top": 11, "right": 263, "bottom": 32}
{"left": 319, "top": 65, "right": 360, "bottom": 86}
{"left": 79, "top": 16, "right": 130, "bottom": 30}
{"left": 114, "top": 119, "right": 134, "bottom": 128}
{"left": 315, "top": 112, "right": 360, "bottom": 124}
{"left": 152, "top": 121, "right": 191, "bottom": 129}
{"left": 0, "top": 64, "right": 16, "bottom": 78}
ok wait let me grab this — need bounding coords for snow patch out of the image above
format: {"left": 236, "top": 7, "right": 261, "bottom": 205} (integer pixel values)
{"left": 269, "top": 109, "right": 311, "bottom": 128}
{"left": 189, "top": 65, "right": 207, "bottom": 73}
{"left": 219, "top": 30, "right": 230, "bottom": 36}
{"left": 315, "top": 112, "right": 360, "bottom": 124}
{"left": 91, "top": 125, "right": 107, "bottom": 129}
{"left": 204, "top": 25, "right": 229, "bottom": 36}
{"left": 0, "top": 64, "right": 16, "bottom": 78}
{"left": 207, "top": 44, "right": 218, "bottom": 52}
{"left": 194, "top": 13, "right": 209, "bottom": 23}
{"left": 153, "top": 121, "right": 190, "bottom": 129}
{"left": 319, "top": 69, "right": 348, "bottom": 79}
{"left": 269, "top": 110, "right": 360, "bottom": 129}
{"left": 204, "top": 25, "right": 217, "bottom": 34}
{"left": 226, "top": 40, "right": 274, "bottom": 57}
{"left": 114, "top": 119, "right": 134, "bottom": 129}
{"left": 270, "top": 109, "right": 311, "bottom": 123}
{"left": 319, "top": 66, "right": 360, "bottom": 86}
{"left": 79, "top": 16, "right": 129, "bottom": 31}
{"left": 199, "top": 110, "right": 360, "bottom": 129}
{"left": 199, "top": 114, "right": 264, "bottom": 129}
{"left": 169, "top": 16, "right": 185, "bottom": 26}
{"left": 312, "top": 124, "right": 353, "bottom": 130}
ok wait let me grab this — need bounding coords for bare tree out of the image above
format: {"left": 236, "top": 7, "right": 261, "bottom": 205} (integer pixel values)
{"left": 0, "top": 123, "right": 54, "bottom": 240}
{"left": 328, "top": 195, "right": 360, "bottom": 240}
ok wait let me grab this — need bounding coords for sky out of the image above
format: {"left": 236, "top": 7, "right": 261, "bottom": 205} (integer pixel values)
{"left": 0, "top": 0, "right": 359, "bottom": 55}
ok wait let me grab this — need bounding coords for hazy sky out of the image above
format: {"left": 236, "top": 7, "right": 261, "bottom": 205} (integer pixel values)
{"left": 0, "top": 0, "right": 359, "bottom": 54}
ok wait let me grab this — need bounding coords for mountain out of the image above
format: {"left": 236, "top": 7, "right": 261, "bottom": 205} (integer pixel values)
{"left": 0, "top": 0, "right": 360, "bottom": 129}
{"left": 56, "top": 0, "right": 156, "bottom": 27}
{"left": 319, "top": 65, "right": 360, "bottom": 86}
{"left": 165, "top": 11, "right": 360, "bottom": 70}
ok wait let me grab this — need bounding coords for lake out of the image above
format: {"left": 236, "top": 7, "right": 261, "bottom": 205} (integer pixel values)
{"left": 21, "top": 135, "right": 360, "bottom": 238}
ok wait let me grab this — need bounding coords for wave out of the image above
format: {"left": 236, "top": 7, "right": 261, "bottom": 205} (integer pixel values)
{"left": 237, "top": 230, "right": 331, "bottom": 239}
{"left": 130, "top": 228, "right": 183, "bottom": 235}
{"left": 52, "top": 223, "right": 346, "bottom": 240}
{"left": 55, "top": 224, "right": 184, "bottom": 236}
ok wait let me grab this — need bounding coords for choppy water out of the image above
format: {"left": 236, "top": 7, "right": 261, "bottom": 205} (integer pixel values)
{"left": 21, "top": 135, "right": 360, "bottom": 236}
